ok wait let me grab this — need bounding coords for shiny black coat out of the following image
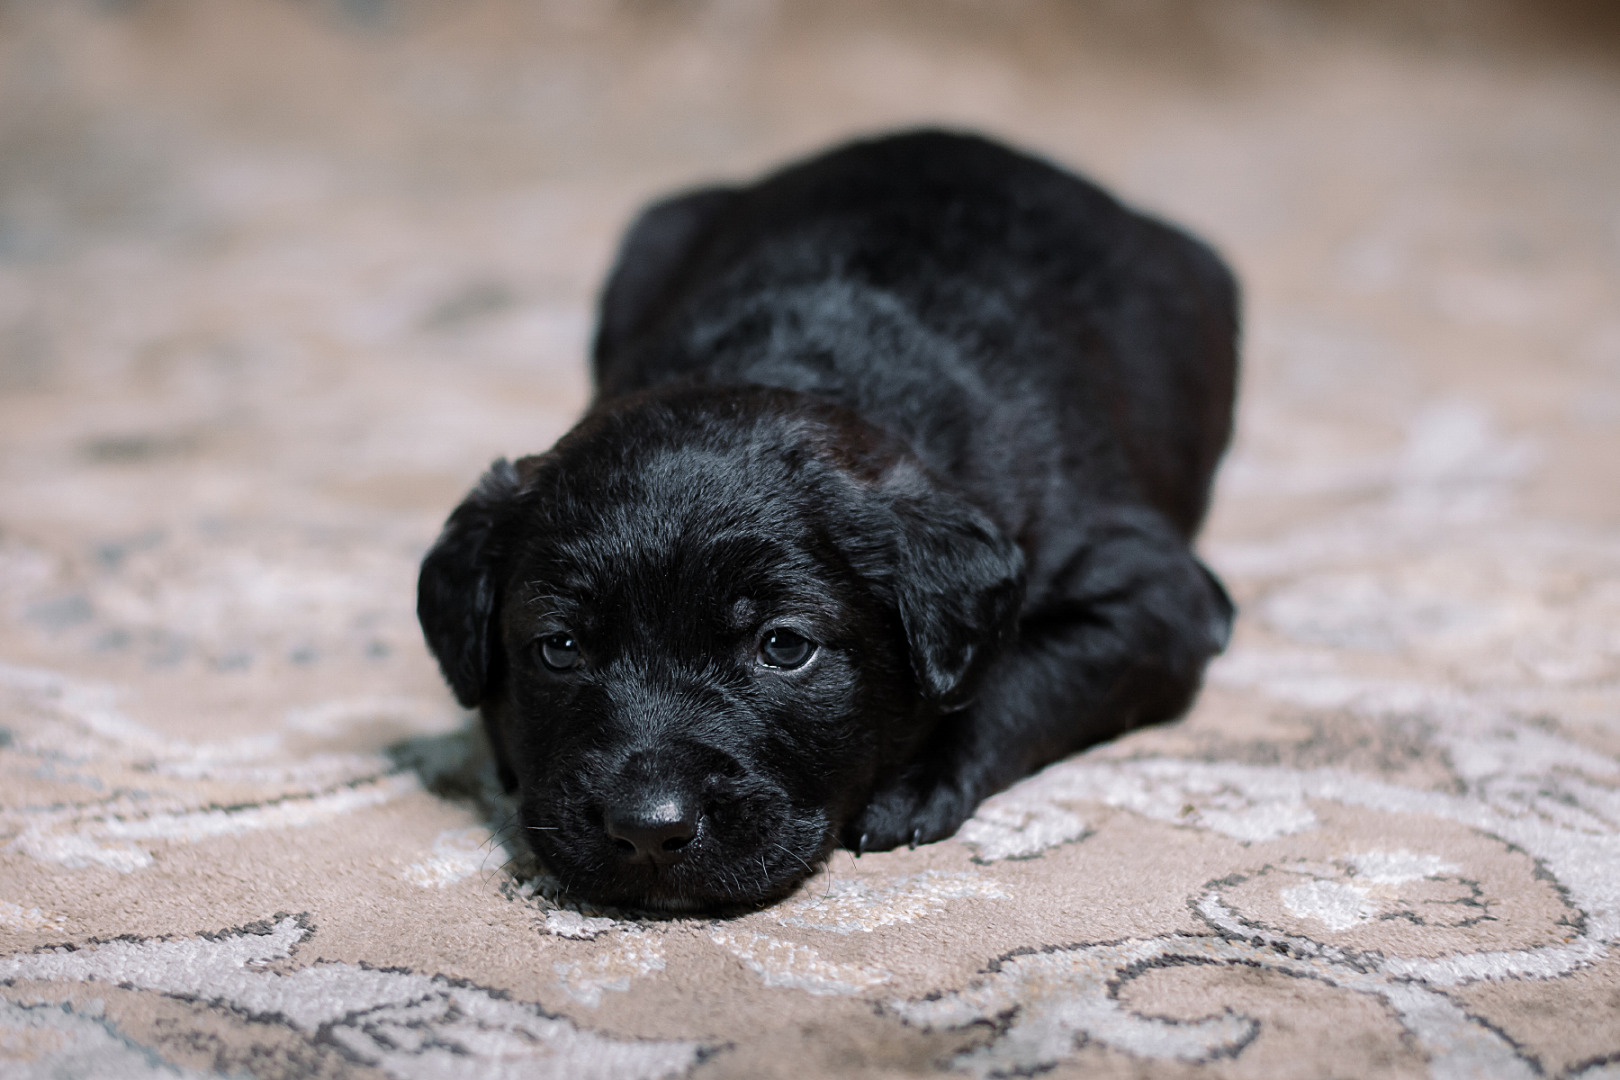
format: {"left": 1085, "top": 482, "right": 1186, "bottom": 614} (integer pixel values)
{"left": 419, "top": 130, "right": 1238, "bottom": 910}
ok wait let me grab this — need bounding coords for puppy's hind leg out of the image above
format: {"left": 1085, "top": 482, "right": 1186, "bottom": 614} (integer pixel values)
{"left": 844, "top": 507, "right": 1233, "bottom": 852}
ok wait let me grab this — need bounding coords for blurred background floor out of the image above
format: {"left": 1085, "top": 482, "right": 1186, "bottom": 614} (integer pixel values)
{"left": 2, "top": 0, "right": 1617, "bottom": 702}
{"left": 2, "top": 3, "right": 1619, "bottom": 1079}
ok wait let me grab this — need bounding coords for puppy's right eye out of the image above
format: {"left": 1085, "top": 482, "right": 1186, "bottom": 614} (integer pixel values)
{"left": 537, "top": 634, "right": 581, "bottom": 672}
{"left": 759, "top": 628, "right": 815, "bottom": 670}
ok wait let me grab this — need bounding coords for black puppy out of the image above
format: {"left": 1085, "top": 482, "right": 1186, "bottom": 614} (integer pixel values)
{"left": 418, "top": 130, "right": 1237, "bottom": 910}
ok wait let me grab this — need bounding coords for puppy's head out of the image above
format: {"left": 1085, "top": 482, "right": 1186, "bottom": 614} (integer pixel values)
{"left": 418, "top": 386, "right": 1023, "bottom": 909}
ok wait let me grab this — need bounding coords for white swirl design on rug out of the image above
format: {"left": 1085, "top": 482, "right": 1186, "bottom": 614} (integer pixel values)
{"left": 0, "top": 917, "right": 703, "bottom": 1080}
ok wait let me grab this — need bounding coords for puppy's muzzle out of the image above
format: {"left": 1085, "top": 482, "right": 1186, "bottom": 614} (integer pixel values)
{"left": 594, "top": 746, "right": 715, "bottom": 867}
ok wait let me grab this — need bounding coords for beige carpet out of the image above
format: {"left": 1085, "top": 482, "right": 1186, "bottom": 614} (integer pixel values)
{"left": 4, "top": 3, "right": 1620, "bottom": 1077}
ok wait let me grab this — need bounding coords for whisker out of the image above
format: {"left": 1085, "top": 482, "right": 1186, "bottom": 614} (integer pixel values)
{"left": 484, "top": 810, "right": 521, "bottom": 849}
{"left": 480, "top": 851, "right": 518, "bottom": 887}
{"left": 771, "top": 841, "right": 814, "bottom": 875}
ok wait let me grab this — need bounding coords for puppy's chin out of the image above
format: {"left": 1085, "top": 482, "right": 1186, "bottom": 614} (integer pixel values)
{"left": 533, "top": 853, "right": 828, "bottom": 914}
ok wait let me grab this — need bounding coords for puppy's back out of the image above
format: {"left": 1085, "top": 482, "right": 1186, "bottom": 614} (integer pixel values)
{"left": 593, "top": 129, "right": 1238, "bottom": 543}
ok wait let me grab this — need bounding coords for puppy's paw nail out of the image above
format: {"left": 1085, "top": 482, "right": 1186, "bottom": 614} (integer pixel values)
{"left": 856, "top": 832, "right": 868, "bottom": 857}
{"left": 909, "top": 827, "right": 921, "bottom": 850}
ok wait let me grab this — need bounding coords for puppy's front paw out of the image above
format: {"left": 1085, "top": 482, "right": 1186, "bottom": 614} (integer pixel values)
{"left": 841, "top": 781, "right": 975, "bottom": 854}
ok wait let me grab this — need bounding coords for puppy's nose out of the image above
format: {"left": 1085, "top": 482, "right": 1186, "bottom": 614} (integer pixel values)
{"left": 603, "top": 798, "right": 699, "bottom": 864}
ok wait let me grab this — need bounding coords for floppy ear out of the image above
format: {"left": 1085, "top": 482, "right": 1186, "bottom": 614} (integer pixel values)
{"left": 885, "top": 469, "right": 1026, "bottom": 709}
{"left": 417, "top": 459, "right": 524, "bottom": 708}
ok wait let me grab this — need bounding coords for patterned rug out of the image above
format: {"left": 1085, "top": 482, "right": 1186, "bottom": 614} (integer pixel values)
{"left": 3, "top": 3, "right": 1619, "bottom": 1078}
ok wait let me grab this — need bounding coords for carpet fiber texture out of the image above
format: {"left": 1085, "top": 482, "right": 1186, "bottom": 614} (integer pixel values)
{"left": 3, "top": 3, "right": 1620, "bottom": 1078}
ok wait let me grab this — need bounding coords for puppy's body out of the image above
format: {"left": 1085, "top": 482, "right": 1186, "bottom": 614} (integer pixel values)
{"left": 419, "top": 131, "right": 1238, "bottom": 909}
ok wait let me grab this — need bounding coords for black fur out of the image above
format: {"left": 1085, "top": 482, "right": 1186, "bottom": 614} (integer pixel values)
{"left": 417, "top": 130, "right": 1238, "bottom": 910}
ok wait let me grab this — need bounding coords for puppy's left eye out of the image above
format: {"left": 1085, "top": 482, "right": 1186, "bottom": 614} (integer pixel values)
{"left": 537, "top": 634, "right": 581, "bottom": 672}
{"left": 758, "top": 628, "right": 815, "bottom": 670}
